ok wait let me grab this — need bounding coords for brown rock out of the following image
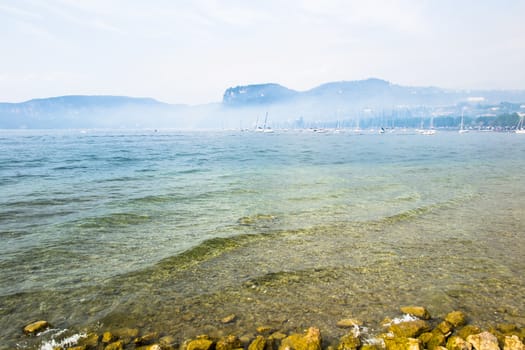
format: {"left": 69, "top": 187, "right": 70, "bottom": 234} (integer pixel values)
{"left": 249, "top": 336, "right": 267, "bottom": 350}
{"left": 457, "top": 326, "right": 483, "bottom": 340}
{"left": 102, "top": 332, "right": 116, "bottom": 343}
{"left": 270, "top": 332, "right": 288, "bottom": 341}
{"left": 136, "top": 345, "right": 162, "bottom": 350}
{"left": 135, "top": 344, "right": 162, "bottom": 350}
{"left": 186, "top": 338, "right": 214, "bottom": 350}
{"left": 216, "top": 335, "right": 242, "bottom": 350}
{"left": 504, "top": 336, "right": 524, "bottom": 350}
{"left": 382, "top": 318, "right": 394, "bottom": 327}
{"left": 221, "top": 314, "right": 237, "bottom": 324}
{"left": 427, "top": 333, "right": 447, "bottom": 350}
{"left": 239, "top": 334, "right": 254, "bottom": 346}
{"left": 257, "top": 326, "right": 274, "bottom": 334}
{"left": 134, "top": 332, "right": 159, "bottom": 345}
{"left": 160, "top": 335, "right": 177, "bottom": 349}
{"left": 445, "top": 312, "right": 467, "bottom": 328}
{"left": 361, "top": 344, "right": 385, "bottom": 350}
{"left": 418, "top": 332, "right": 433, "bottom": 347}
{"left": 467, "top": 332, "right": 500, "bottom": 350}
{"left": 279, "top": 327, "right": 322, "bottom": 350}
{"left": 269, "top": 331, "right": 288, "bottom": 350}
{"left": 23, "top": 320, "right": 50, "bottom": 335}
{"left": 160, "top": 335, "right": 176, "bottom": 346}
{"left": 384, "top": 337, "right": 422, "bottom": 350}
{"left": 79, "top": 333, "right": 100, "bottom": 349}
{"left": 337, "top": 332, "right": 361, "bottom": 350}
{"left": 105, "top": 340, "right": 124, "bottom": 350}
{"left": 400, "top": 307, "right": 431, "bottom": 320}
{"left": 436, "top": 321, "right": 454, "bottom": 335}
{"left": 446, "top": 336, "right": 473, "bottom": 350}
{"left": 389, "top": 320, "right": 431, "bottom": 338}
{"left": 337, "top": 319, "right": 364, "bottom": 328}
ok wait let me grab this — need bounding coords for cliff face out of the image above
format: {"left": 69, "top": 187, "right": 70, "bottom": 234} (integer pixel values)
{"left": 222, "top": 83, "right": 298, "bottom": 106}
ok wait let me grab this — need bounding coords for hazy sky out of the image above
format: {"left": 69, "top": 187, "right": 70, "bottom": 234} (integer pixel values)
{"left": 1, "top": 0, "right": 524, "bottom": 104}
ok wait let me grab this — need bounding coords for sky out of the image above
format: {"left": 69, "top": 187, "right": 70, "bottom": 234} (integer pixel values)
{"left": 1, "top": 0, "right": 525, "bottom": 105}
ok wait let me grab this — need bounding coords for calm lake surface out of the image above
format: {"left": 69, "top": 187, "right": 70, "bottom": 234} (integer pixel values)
{"left": 0, "top": 129, "right": 524, "bottom": 349}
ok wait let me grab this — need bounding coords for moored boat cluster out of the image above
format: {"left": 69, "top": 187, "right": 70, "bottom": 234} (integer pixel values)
{"left": 22, "top": 306, "right": 525, "bottom": 350}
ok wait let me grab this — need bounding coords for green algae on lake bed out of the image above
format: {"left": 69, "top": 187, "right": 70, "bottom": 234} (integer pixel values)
{"left": 1, "top": 131, "right": 524, "bottom": 349}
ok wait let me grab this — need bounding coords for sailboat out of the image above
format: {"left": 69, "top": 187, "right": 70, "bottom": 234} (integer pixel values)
{"left": 419, "top": 116, "right": 436, "bottom": 135}
{"left": 459, "top": 110, "right": 468, "bottom": 134}
{"left": 516, "top": 114, "right": 525, "bottom": 134}
{"left": 257, "top": 112, "right": 274, "bottom": 133}
{"left": 353, "top": 118, "right": 362, "bottom": 134}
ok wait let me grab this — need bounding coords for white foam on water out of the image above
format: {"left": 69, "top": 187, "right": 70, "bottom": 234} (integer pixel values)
{"left": 350, "top": 324, "right": 361, "bottom": 337}
{"left": 383, "top": 313, "right": 419, "bottom": 327}
{"left": 363, "top": 337, "right": 386, "bottom": 347}
{"left": 36, "top": 328, "right": 66, "bottom": 337}
{"left": 38, "top": 330, "right": 86, "bottom": 350}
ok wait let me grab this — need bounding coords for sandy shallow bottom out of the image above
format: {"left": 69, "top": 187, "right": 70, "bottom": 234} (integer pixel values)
{"left": 4, "top": 187, "right": 524, "bottom": 350}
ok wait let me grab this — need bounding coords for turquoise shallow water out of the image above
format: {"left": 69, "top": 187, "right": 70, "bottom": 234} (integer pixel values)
{"left": 0, "top": 129, "right": 524, "bottom": 349}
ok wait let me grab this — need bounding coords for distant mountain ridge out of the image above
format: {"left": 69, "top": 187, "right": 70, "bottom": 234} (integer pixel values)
{"left": 1, "top": 95, "right": 166, "bottom": 110}
{"left": 1, "top": 78, "right": 525, "bottom": 129}
{"left": 222, "top": 78, "right": 525, "bottom": 107}
{"left": 0, "top": 95, "right": 180, "bottom": 129}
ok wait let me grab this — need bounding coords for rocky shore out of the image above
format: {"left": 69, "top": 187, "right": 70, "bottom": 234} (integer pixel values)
{"left": 22, "top": 306, "right": 524, "bottom": 350}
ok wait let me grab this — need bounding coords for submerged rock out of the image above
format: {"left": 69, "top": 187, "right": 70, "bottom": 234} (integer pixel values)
{"left": 257, "top": 326, "right": 274, "bottom": 334}
{"left": 497, "top": 325, "right": 518, "bottom": 334}
{"left": 159, "top": 335, "right": 177, "bottom": 349}
{"left": 389, "top": 320, "right": 430, "bottom": 338}
{"left": 279, "top": 327, "right": 322, "bottom": 350}
{"left": 221, "top": 314, "right": 237, "bottom": 324}
{"left": 216, "top": 334, "right": 242, "bottom": 350}
{"left": 467, "top": 332, "right": 500, "bottom": 350}
{"left": 445, "top": 312, "right": 467, "bottom": 328}
{"left": 269, "top": 331, "right": 288, "bottom": 349}
{"left": 23, "top": 320, "right": 50, "bottom": 335}
{"left": 337, "top": 319, "right": 364, "bottom": 328}
{"left": 134, "top": 332, "right": 159, "bottom": 345}
{"left": 113, "top": 328, "right": 140, "bottom": 340}
{"left": 186, "top": 337, "right": 214, "bottom": 350}
{"left": 400, "top": 307, "right": 431, "bottom": 320}
{"left": 105, "top": 340, "right": 124, "bottom": 350}
{"left": 79, "top": 333, "right": 100, "bottom": 349}
{"left": 457, "top": 326, "right": 483, "bottom": 340}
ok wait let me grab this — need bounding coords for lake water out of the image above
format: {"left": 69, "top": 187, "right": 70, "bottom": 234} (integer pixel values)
{"left": 0, "top": 129, "right": 524, "bottom": 349}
